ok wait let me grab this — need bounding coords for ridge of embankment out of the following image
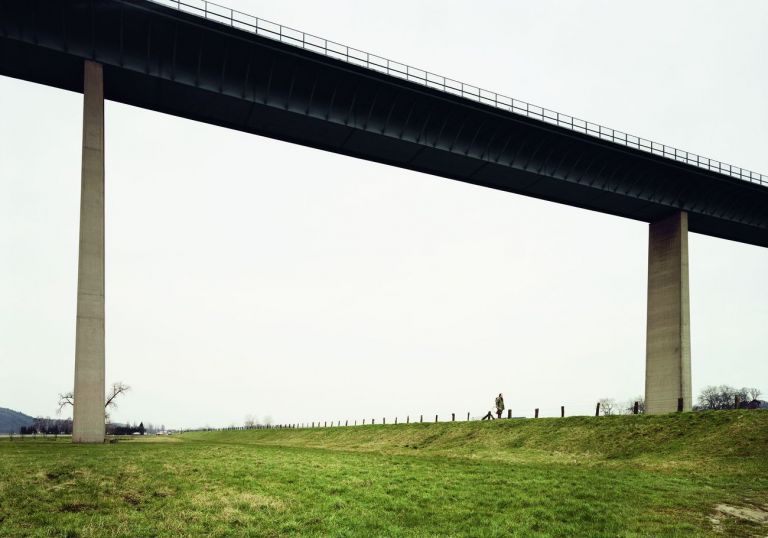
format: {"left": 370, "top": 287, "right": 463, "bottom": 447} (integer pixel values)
{"left": 182, "top": 410, "right": 768, "bottom": 467}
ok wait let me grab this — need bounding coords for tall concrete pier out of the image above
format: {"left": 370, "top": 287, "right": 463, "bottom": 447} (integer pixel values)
{"left": 72, "top": 61, "right": 106, "bottom": 443}
{"left": 645, "top": 211, "right": 692, "bottom": 414}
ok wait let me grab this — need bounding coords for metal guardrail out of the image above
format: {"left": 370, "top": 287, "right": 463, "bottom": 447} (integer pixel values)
{"left": 149, "top": 0, "right": 767, "bottom": 188}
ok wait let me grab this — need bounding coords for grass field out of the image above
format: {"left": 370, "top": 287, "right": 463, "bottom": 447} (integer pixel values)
{"left": 1, "top": 411, "right": 767, "bottom": 537}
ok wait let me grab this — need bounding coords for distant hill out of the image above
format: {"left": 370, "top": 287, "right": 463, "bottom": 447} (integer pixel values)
{"left": 0, "top": 407, "right": 34, "bottom": 434}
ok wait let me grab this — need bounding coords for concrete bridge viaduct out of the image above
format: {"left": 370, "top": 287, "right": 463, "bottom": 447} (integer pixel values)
{"left": 1, "top": 0, "right": 766, "bottom": 442}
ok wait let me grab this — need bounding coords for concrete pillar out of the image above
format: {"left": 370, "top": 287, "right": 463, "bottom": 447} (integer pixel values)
{"left": 645, "top": 211, "right": 691, "bottom": 414}
{"left": 72, "top": 61, "right": 105, "bottom": 443}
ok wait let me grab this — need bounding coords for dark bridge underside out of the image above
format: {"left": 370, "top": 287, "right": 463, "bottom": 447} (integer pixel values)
{"left": 2, "top": 0, "right": 767, "bottom": 247}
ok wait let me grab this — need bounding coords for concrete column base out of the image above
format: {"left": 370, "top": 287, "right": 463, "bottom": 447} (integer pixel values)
{"left": 645, "top": 211, "right": 692, "bottom": 414}
{"left": 72, "top": 61, "right": 106, "bottom": 443}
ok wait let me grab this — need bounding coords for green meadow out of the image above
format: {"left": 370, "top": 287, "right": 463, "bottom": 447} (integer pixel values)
{"left": 1, "top": 411, "right": 767, "bottom": 537}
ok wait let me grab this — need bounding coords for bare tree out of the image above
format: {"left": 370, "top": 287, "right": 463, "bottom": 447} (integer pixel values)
{"left": 57, "top": 392, "right": 74, "bottom": 415}
{"left": 598, "top": 398, "right": 617, "bottom": 416}
{"left": 105, "top": 382, "right": 130, "bottom": 410}
{"left": 695, "top": 385, "right": 756, "bottom": 410}
{"left": 697, "top": 386, "right": 726, "bottom": 410}
{"left": 244, "top": 414, "right": 257, "bottom": 428}
{"left": 57, "top": 382, "right": 131, "bottom": 420}
{"left": 746, "top": 387, "right": 762, "bottom": 401}
{"left": 622, "top": 396, "right": 645, "bottom": 415}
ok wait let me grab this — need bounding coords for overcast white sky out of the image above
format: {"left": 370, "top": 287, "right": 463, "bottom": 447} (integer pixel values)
{"left": 1, "top": 0, "right": 767, "bottom": 428}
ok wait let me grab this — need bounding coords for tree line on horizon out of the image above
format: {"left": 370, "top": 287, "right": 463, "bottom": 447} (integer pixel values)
{"left": 16, "top": 417, "right": 168, "bottom": 436}
{"left": 598, "top": 385, "right": 763, "bottom": 416}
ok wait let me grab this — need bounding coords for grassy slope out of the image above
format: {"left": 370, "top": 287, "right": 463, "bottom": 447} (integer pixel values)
{"left": 0, "top": 411, "right": 766, "bottom": 537}
{"left": 182, "top": 411, "right": 768, "bottom": 466}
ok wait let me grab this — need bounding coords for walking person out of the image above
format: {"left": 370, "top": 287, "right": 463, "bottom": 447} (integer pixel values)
{"left": 495, "top": 393, "right": 505, "bottom": 419}
{"left": 482, "top": 393, "right": 506, "bottom": 420}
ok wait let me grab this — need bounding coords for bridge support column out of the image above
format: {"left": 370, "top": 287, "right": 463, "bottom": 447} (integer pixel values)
{"left": 72, "top": 61, "right": 105, "bottom": 443}
{"left": 645, "top": 211, "right": 692, "bottom": 414}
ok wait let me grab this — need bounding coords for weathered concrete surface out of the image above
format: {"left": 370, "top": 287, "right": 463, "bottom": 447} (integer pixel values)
{"left": 72, "top": 61, "right": 105, "bottom": 443}
{"left": 645, "top": 211, "right": 692, "bottom": 414}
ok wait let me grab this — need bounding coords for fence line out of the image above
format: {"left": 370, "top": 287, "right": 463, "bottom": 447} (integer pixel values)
{"left": 175, "top": 399, "right": 658, "bottom": 433}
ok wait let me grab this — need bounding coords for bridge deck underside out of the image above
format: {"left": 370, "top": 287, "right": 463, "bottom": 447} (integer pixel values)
{"left": 1, "top": 0, "right": 767, "bottom": 247}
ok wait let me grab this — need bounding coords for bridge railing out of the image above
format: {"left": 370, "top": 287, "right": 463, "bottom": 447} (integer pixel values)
{"left": 149, "top": 0, "right": 767, "bottom": 188}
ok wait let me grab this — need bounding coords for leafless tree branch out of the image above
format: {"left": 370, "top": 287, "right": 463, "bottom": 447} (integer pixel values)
{"left": 56, "top": 382, "right": 131, "bottom": 416}
{"left": 104, "top": 382, "right": 130, "bottom": 409}
{"left": 56, "top": 392, "right": 74, "bottom": 415}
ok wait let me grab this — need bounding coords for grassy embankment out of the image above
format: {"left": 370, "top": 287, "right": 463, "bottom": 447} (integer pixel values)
{"left": 1, "top": 411, "right": 767, "bottom": 537}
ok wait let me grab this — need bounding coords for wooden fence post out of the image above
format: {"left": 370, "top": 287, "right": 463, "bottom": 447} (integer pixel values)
{"left": 535, "top": 408, "right": 539, "bottom": 419}
{"left": 345, "top": 420, "right": 348, "bottom": 427}
{"left": 420, "top": 415, "right": 423, "bottom": 423}
{"left": 633, "top": 401, "right": 639, "bottom": 415}
{"left": 383, "top": 417, "right": 386, "bottom": 425}
{"left": 595, "top": 402, "right": 600, "bottom": 417}
{"left": 735, "top": 395, "right": 740, "bottom": 409}
{"left": 451, "top": 413, "right": 455, "bottom": 421}
{"left": 372, "top": 418, "right": 375, "bottom": 425}
{"left": 677, "top": 397, "right": 684, "bottom": 412}
{"left": 507, "top": 409, "right": 511, "bottom": 419}
{"left": 395, "top": 417, "right": 398, "bottom": 425}
{"left": 363, "top": 419, "right": 365, "bottom": 425}
{"left": 312, "top": 422, "right": 315, "bottom": 428}
{"left": 561, "top": 406, "right": 565, "bottom": 418}
{"left": 467, "top": 412, "right": 470, "bottom": 421}
{"left": 435, "top": 415, "right": 438, "bottom": 423}
{"left": 407, "top": 416, "right": 410, "bottom": 424}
